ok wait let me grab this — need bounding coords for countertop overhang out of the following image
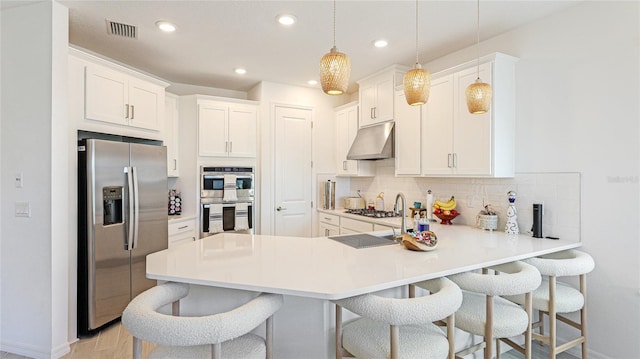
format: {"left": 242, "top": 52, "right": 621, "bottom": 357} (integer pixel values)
{"left": 147, "top": 223, "right": 581, "bottom": 300}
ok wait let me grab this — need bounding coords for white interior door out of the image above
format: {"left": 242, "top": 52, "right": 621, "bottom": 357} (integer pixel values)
{"left": 274, "top": 106, "right": 312, "bottom": 237}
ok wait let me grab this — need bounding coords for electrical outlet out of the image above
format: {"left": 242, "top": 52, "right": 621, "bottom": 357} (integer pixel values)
{"left": 467, "top": 195, "right": 481, "bottom": 208}
{"left": 15, "top": 202, "right": 30, "bottom": 217}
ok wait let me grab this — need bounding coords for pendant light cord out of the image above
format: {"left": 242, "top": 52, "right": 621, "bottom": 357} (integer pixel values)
{"left": 415, "top": 0, "right": 419, "bottom": 64}
{"left": 333, "top": 0, "right": 337, "bottom": 47}
{"left": 476, "top": 0, "right": 480, "bottom": 79}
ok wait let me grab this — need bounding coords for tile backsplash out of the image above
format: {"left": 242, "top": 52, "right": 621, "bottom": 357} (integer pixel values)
{"left": 343, "top": 161, "right": 581, "bottom": 242}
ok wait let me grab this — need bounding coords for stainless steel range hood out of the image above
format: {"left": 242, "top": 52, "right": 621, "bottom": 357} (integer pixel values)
{"left": 347, "top": 121, "right": 395, "bottom": 160}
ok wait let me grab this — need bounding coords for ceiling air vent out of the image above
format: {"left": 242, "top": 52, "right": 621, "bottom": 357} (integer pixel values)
{"left": 106, "top": 19, "right": 137, "bottom": 39}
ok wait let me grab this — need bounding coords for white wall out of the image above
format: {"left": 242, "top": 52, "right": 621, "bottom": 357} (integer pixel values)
{"left": 0, "top": 1, "right": 70, "bottom": 358}
{"left": 423, "top": 2, "right": 638, "bottom": 357}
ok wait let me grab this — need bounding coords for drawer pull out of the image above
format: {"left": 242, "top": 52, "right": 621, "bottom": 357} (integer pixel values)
{"left": 178, "top": 225, "right": 188, "bottom": 230}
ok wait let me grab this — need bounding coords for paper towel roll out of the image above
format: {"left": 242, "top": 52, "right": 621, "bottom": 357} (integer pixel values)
{"left": 426, "top": 191, "right": 435, "bottom": 220}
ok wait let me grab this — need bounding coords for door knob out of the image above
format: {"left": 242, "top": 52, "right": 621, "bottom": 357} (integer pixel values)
{"left": 276, "top": 206, "right": 287, "bottom": 211}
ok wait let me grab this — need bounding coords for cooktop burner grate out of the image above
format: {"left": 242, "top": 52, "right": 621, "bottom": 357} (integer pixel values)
{"left": 344, "top": 208, "right": 401, "bottom": 218}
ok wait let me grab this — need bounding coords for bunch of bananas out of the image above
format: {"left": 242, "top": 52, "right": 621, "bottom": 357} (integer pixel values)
{"left": 433, "top": 196, "right": 457, "bottom": 211}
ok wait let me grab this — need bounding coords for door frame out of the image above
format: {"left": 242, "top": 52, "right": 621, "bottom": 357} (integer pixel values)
{"left": 263, "top": 102, "right": 315, "bottom": 235}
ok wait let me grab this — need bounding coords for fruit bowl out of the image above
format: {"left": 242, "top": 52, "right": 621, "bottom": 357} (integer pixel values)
{"left": 434, "top": 212, "right": 459, "bottom": 225}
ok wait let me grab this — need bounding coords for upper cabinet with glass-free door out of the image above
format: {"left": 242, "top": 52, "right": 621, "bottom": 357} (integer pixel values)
{"left": 357, "top": 65, "right": 407, "bottom": 128}
{"left": 69, "top": 48, "right": 168, "bottom": 140}
{"left": 335, "top": 102, "right": 375, "bottom": 177}
{"left": 422, "top": 53, "right": 518, "bottom": 177}
{"left": 84, "top": 60, "right": 165, "bottom": 131}
{"left": 198, "top": 99, "right": 257, "bottom": 158}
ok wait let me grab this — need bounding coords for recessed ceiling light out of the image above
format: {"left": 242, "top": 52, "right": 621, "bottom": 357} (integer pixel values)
{"left": 234, "top": 68, "right": 247, "bottom": 75}
{"left": 155, "top": 21, "right": 176, "bottom": 33}
{"left": 373, "top": 39, "right": 388, "bottom": 48}
{"left": 277, "top": 14, "right": 297, "bottom": 26}
{"left": 307, "top": 80, "right": 318, "bottom": 86}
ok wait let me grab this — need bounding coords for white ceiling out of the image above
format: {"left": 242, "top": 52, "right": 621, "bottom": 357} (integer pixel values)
{"left": 56, "top": 0, "right": 581, "bottom": 94}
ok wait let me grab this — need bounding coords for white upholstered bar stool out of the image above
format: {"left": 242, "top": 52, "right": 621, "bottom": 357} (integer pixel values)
{"left": 504, "top": 249, "right": 595, "bottom": 358}
{"left": 333, "top": 277, "right": 462, "bottom": 359}
{"left": 448, "top": 261, "right": 542, "bottom": 359}
{"left": 122, "top": 282, "right": 284, "bottom": 359}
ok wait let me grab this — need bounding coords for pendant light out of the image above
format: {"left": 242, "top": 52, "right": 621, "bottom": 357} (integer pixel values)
{"left": 320, "top": 0, "right": 350, "bottom": 95}
{"left": 403, "top": 0, "right": 430, "bottom": 106}
{"left": 465, "top": 0, "right": 492, "bottom": 114}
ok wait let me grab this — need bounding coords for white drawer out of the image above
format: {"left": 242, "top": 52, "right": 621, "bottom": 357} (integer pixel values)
{"left": 169, "top": 218, "right": 196, "bottom": 236}
{"left": 319, "top": 213, "right": 340, "bottom": 226}
{"left": 373, "top": 224, "right": 394, "bottom": 232}
{"left": 340, "top": 217, "right": 374, "bottom": 233}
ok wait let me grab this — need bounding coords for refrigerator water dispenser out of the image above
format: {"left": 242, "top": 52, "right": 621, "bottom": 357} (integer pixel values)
{"left": 103, "top": 186, "right": 123, "bottom": 225}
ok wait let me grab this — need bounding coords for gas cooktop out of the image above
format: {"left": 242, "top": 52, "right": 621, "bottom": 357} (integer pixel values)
{"left": 344, "top": 208, "right": 402, "bottom": 218}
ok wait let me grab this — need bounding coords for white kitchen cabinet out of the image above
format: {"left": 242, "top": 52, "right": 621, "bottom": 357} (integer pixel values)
{"left": 357, "top": 65, "right": 407, "bottom": 128}
{"left": 168, "top": 217, "right": 197, "bottom": 248}
{"left": 340, "top": 217, "right": 374, "bottom": 234}
{"left": 85, "top": 62, "right": 164, "bottom": 131}
{"left": 318, "top": 213, "right": 340, "bottom": 237}
{"left": 422, "top": 53, "right": 517, "bottom": 177}
{"left": 422, "top": 75, "right": 455, "bottom": 175}
{"left": 198, "top": 100, "right": 257, "bottom": 158}
{"left": 373, "top": 224, "right": 395, "bottom": 232}
{"left": 165, "top": 93, "right": 179, "bottom": 177}
{"left": 394, "top": 90, "right": 422, "bottom": 175}
{"left": 335, "top": 102, "right": 375, "bottom": 177}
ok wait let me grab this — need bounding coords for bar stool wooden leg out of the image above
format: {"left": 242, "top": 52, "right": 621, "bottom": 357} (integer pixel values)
{"left": 485, "top": 295, "right": 494, "bottom": 359}
{"left": 549, "top": 276, "right": 557, "bottom": 359}
{"left": 538, "top": 309, "right": 545, "bottom": 345}
{"left": 580, "top": 274, "right": 588, "bottom": 359}
{"left": 525, "top": 292, "right": 533, "bottom": 359}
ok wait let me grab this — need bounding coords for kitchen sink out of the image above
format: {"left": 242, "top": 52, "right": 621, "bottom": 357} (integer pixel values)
{"left": 328, "top": 233, "right": 401, "bottom": 249}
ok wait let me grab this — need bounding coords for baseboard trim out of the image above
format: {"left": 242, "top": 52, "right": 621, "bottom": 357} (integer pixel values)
{"left": 1, "top": 339, "right": 71, "bottom": 359}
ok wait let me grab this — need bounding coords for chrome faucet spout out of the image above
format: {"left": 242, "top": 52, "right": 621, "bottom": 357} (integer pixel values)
{"left": 395, "top": 192, "right": 407, "bottom": 234}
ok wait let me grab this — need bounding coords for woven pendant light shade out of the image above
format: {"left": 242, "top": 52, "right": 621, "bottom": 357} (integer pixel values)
{"left": 320, "top": 46, "right": 350, "bottom": 95}
{"left": 465, "top": 78, "right": 492, "bottom": 114}
{"left": 403, "top": 64, "right": 431, "bottom": 106}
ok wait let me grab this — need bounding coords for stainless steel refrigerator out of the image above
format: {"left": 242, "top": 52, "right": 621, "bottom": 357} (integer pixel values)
{"left": 77, "top": 138, "right": 167, "bottom": 335}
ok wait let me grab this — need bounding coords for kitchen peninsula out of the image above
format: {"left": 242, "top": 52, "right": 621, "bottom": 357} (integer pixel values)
{"left": 146, "top": 225, "right": 580, "bottom": 358}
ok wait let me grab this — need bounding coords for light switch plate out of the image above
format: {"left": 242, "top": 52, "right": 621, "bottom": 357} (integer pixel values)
{"left": 15, "top": 202, "right": 30, "bottom": 217}
{"left": 15, "top": 173, "right": 23, "bottom": 188}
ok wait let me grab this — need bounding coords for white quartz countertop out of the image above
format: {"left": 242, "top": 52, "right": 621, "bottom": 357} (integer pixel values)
{"left": 147, "top": 224, "right": 581, "bottom": 300}
{"left": 317, "top": 208, "right": 404, "bottom": 228}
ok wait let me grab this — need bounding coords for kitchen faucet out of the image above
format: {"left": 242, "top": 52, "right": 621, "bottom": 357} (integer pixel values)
{"left": 394, "top": 192, "right": 407, "bottom": 234}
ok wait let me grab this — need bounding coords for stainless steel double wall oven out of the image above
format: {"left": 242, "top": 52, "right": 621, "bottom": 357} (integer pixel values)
{"left": 200, "top": 166, "right": 254, "bottom": 237}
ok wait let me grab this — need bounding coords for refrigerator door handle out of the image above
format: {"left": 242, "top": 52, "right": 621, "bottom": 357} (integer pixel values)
{"left": 125, "top": 166, "right": 135, "bottom": 250}
{"left": 131, "top": 166, "right": 140, "bottom": 249}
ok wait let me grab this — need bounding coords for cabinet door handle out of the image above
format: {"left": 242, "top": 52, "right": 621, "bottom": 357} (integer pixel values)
{"left": 125, "top": 104, "right": 130, "bottom": 119}
{"left": 173, "top": 159, "right": 177, "bottom": 171}
{"left": 178, "top": 225, "right": 188, "bottom": 230}
{"left": 276, "top": 206, "right": 287, "bottom": 211}
{"left": 325, "top": 228, "right": 329, "bottom": 236}
{"left": 370, "top": 107, "right": 374, "bottom": 119}
{"left": 229, "top": 141, "right": 232, "bottom": 153}
{"left": 131, "top": 105, "right": 135, "bottom": 119}
{"left": 453, "top": 153, "right": 457, "bottom": 168}
{"left": 447, "top": 153, "right": 452, "bottom": 168}
{"left": 225, "top": 141, "right": 229, "bottom": 152}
